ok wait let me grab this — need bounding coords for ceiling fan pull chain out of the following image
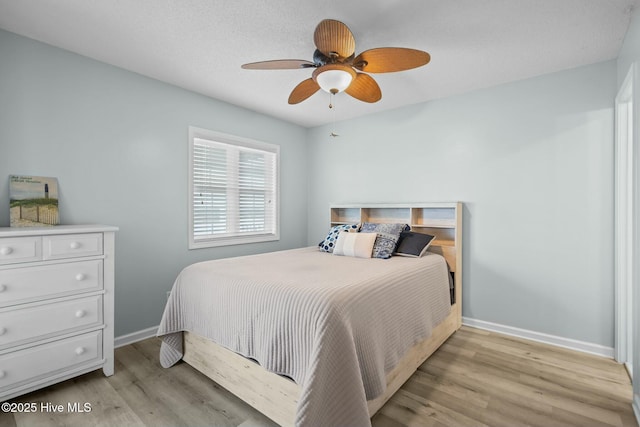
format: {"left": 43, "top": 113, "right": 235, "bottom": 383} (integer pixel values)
{"left": 330, "top": 92, "right": 339, "bottom": 138}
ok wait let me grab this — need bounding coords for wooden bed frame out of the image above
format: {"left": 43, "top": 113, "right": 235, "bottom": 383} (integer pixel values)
{"left": 181, "top": 203, "right": 462, "bottom": 426}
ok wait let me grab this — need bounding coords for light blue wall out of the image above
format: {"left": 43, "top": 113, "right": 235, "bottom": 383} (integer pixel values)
{"left": 0, "top": 29, "right": 309, "bottom": 336}
{"left": 307, "top": 60, "right": 617, "bottom": 347}
{"left": 618, "top": 6, "right": 640, "bottom": 88}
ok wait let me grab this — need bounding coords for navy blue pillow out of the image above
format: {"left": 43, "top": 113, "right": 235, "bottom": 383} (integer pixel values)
{"left": 394, "top": 231, "right": 436, "bottom": 257}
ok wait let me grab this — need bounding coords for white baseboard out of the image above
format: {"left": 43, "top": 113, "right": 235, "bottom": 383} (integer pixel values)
{"left": 114, "top": 325, "right": 159, "bottom": 348}
{"left": 633, "top": 394, "right": 640, "bottom": 427}
{"left": 462, "top": 317, "right": 614, "bottom": 358}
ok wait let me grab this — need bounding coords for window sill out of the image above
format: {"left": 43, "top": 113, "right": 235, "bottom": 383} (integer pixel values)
{"left": 189, "top": 233, "right": 279, "bottom": 249}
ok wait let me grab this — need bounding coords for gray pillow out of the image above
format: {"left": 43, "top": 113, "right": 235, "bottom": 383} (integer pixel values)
{"left": 360, "top": 223, "right": 409, "bottom": 259}
{"left": 395, "top": 231, "right": 436, "bottom": 257}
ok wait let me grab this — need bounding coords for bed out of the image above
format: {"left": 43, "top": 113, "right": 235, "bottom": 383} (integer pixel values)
{"left": 158, "top": 203, "right": 462, "bottom": 427}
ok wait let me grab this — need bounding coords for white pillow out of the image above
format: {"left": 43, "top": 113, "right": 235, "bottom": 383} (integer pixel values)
{"left": 333, "top": 231, "right": 377, "bottom": 258}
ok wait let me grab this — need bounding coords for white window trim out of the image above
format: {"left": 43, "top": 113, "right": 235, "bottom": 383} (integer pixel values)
{"left": 188, "top": 126, "right": 280, "bottom": 249}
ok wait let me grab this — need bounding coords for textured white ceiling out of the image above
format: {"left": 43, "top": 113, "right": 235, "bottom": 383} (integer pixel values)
{"left": 0, "top": 0, "right": 637, "bottom": 127}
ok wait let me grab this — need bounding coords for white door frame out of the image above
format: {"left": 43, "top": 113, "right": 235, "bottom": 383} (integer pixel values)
{"left": 615, "top": 63, "right": 636, "bottom": 372}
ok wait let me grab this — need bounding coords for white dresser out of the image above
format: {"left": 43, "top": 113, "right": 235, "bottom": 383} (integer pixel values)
{"left": 0, "top": 225, "right": 117, "bottom": 401}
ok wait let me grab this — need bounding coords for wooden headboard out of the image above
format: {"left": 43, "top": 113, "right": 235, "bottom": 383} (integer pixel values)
{"left": 330, "top": 203, "right": 462, "bottom": 323}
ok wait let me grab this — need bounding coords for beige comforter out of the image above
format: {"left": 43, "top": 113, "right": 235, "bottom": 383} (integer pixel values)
{"left": 157, "top": 246, "right": 451, "bottom": 427}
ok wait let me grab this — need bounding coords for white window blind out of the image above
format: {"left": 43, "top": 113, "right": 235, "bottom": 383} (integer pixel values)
{"left": 189, "top": 127, "right": 279, "bottom": 249}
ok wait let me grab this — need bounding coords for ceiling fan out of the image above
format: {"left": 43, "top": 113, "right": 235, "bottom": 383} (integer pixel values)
{"left": 241, "top": 19, "right": 431, "bottom": 105}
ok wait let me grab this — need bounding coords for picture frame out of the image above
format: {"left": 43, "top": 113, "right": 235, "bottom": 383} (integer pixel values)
{"left": 9, "top": 175, "right": 60, "bottom": 227}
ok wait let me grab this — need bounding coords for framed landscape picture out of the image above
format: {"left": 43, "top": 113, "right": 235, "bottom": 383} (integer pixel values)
{"left": 9, "top": 175, "right": 60, "bottom": 227}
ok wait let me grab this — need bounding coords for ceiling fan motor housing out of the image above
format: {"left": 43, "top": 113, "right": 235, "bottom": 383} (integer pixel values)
{"left": 313, "top": 49, "right": 355, "bottom": 66}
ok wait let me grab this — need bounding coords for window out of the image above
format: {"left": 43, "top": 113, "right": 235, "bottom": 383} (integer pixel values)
{"left": 188, "top": 127, "right": 279, "bottom": 249}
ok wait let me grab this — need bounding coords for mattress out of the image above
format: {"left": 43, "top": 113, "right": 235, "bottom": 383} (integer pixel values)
{"left": 157, "top": 246, "right": 451, "bottom": 427}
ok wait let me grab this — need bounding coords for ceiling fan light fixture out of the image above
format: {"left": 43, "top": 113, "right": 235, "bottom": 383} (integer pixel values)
{"left": 313, "top": 64, "right": 357, "bottom": 94}
{"left": 316, "top": 70, "right": 352, "bottom": 93}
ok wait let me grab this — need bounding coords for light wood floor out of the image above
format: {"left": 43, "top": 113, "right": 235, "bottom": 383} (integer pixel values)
{"left": 0, "top": 326, "right": 635, "bottom": 427}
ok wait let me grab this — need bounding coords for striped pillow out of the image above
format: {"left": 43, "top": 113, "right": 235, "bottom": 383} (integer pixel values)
{"left": 333, "top": 231, "right": 377, "bottom": 258}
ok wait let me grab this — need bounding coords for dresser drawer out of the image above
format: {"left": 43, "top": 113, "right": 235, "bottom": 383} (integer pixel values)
{"left": 0, "top": 260, "right": 103, "bottom": 307}
{"left": 0, "top": 237, "right": 42, "bottom": 265}
{"left": 0, "top": 295, "right": 102, "bottom": 350}
{"left": 0, "top": 331, "right": 102, "bottom": 392}
{"left": 43, "top": 233, "right": 103, "bottom": 260}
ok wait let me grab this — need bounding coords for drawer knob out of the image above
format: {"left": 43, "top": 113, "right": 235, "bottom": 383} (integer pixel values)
{"left": 0, "top": 370, "right": 6, "bottom": 379}
{"left": 0, "top": 328, "right": 6, "bottom": 336}
{"left": 75, "top": 347, "right": 86, "bottom": 356}
{"left": 0, "top": 247, "right": 13, "bottom": 256}
{"left": 69, "top": 242, "right": 81, "bottom": 249}
{"left": 75, "top": 273, "right": 86, "bottom": 281}
{"left": 0, "top": 284, "right": 6, "bottom": 293}
{"left": 75, "top": 310, "right": 86, "bottom": 318}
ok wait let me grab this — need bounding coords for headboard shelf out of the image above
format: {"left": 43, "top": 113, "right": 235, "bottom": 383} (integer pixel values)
{"left": 330, "top": 204, "right": 460, "bottom": 234}
{"left": 332, "top": 207, "right": 454, "bottom": 226}
{"left": 410, "top": 220, "right": 456, "bottom": 228}
{"left": 331, "top": 207, "right": 361, "bottom": 224}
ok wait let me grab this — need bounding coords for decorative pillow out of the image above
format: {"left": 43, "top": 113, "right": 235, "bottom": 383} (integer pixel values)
{"left": 360, "top": 223, "right": 409, "bottom": 259}
{"left": 318, "top": 223, "right": 361, "bottom": 253}
{"left": 395, "top": 231, "right": 436, "bottom": 257}
{"left": 333, "top": 231, "right": 377, "bottom": 258}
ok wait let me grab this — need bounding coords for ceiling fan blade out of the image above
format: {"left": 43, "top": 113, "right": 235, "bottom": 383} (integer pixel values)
{"left": 314, "top": 19, "right": 356, "bottom": 59}
{"left": 241, "top": 59, "right": 315, "bottom": 70}
{"left": 353, "top": 48, "right": 430, "bottom": 73}
{"left": 288, "top": 78, "right": 321, "bottom": 104}
{"left": 345, "top": 73, "right": 381, "bottom": 103}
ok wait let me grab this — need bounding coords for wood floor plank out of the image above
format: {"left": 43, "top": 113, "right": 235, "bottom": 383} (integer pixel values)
{"left": 402, "top": 370, "right": 541, "bottom": 427}
{"left": 410, "top": 369, "right": 490, "bottom": 409}
{"left": 11, "top": 371, "right": 144, "bottom": 427}
{"left": 546, "top": 405, "right": 620, "bottom": 427}
{"left": 424, "top": 355, "right": 627, "bottom": 426}
{"left": 465, "top": 350, "right": 632, "bottom": 421}
{"left": 421, "top": 355, "right": 557, "bottom": 414}
{"left": 438, "top": 337, "right": 632, "bottom": 403}
{"left": 454, "top": 327, "right": 628, "bottom": 382}
{"left": 2, "top": 326, "right": 635, "bottom": 427}
{"left": 371, "top": 411, "right": 408, "bottom": 427}
{"left": 0, "top": 412, "right": 17, "bottom": 427}
{"left": 519, "top": 372, "right": 633, "bottom": 414}
{"left": 380, "top": 389, "right": 485, "bottom": 427}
